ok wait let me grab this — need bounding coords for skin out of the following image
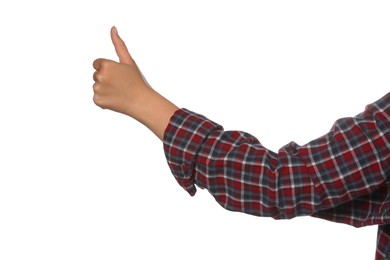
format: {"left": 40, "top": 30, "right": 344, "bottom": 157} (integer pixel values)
{"left": 93, "top": 26, "right": 179, "bottom": 141}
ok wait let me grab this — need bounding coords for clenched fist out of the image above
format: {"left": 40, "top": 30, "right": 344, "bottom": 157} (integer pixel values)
{"left": 92, "top": 27, "right": 179, "bottom": 140}
{"left": 92, "top": 26, "right": 151, "bottom": 117}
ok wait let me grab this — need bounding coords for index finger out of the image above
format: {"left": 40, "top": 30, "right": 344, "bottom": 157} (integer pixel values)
{"left": 93, "top": 58, "right": 105, "bottom": 70}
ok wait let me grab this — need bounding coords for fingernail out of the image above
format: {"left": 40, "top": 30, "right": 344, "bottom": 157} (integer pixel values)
{"left": 113, "top": 26, "right": 119, "bottom": 36}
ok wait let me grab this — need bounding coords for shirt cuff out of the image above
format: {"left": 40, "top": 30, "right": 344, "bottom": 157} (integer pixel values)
{"left": 163, "top": 108, "right": 223, "bottom": 196}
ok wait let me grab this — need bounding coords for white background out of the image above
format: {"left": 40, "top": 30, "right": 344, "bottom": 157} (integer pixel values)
{"left": 0, "top": 1, "right": 389, "bottom": 259}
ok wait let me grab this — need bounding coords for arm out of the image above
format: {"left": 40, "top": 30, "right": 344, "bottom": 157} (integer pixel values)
{"left": 92, "top": 27, "right": 390, "bottom": 222}
{"left": 164, "top": 95, "right": 390, "bottom": 220}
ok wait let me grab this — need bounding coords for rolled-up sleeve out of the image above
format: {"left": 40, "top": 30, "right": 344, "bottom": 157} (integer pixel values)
{"left": 163, "top": 93, "right": 390, "bottom": 222}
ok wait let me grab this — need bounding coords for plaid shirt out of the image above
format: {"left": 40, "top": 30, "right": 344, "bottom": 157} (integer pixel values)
{"left": 163, "top": 92, "right": 390, "bottom": 259}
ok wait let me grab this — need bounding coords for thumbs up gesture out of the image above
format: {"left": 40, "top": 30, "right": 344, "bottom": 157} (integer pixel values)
{"left": 92, "top": 27, "right": 178, "bottom": 140}
{"left": 93, "top": 26, "right": 151, "bottom": 116}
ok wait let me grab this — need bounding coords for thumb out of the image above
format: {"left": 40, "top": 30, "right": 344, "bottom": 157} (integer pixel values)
{"left": 111, "top": 26, "right": 133, "bottom": 65}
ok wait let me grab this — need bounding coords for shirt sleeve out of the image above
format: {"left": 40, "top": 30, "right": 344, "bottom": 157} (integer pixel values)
{"left": 163, "top": 92, "right": 390, "bottom": 221}
{"left": 376, "top": 224, "right": 390, "bottom": 259}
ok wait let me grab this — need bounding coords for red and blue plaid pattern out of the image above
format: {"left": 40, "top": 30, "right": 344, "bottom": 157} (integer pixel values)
{"left": 163, "top": 92, "right": 390, "bottom": 259}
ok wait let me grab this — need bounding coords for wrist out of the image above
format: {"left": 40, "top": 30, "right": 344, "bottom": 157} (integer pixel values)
{"left": 126, "top": 88, "right": 179, "bottom": 141}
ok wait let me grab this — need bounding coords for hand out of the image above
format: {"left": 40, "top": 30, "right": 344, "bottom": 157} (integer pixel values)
{"left": 92, "top": 26, "right": 151, "bottom": 117}
{"left": 92, "top": 27, "right": 179, "bottom": 140}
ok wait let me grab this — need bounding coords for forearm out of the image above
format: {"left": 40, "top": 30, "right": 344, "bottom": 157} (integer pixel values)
{"left": 128, "top": 88, "right": 179, "bottom": 141}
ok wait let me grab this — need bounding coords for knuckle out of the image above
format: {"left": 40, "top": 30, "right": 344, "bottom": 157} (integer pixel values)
{"left": 92, "top": 59, "right": 100, "bottom": 70}
{"left": 101, "top": 59, "right": 114, "bottom": 69}
{"left": 93, "top": 71, "right": 99, "bottom": 82}
{"left": 92, "top": 82, "right": 100, "bottom": 92}
{"left": 95, "top": 71, "right": 104, "bottom": 82}
{"left": 93, "top": 95, "right": 106, "bottom": 109}
{"left": 100, "top": 60, "right": 108, "bottom": 69}
{"left": 92, "top": 95, "right": 99, "bottom": 106}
